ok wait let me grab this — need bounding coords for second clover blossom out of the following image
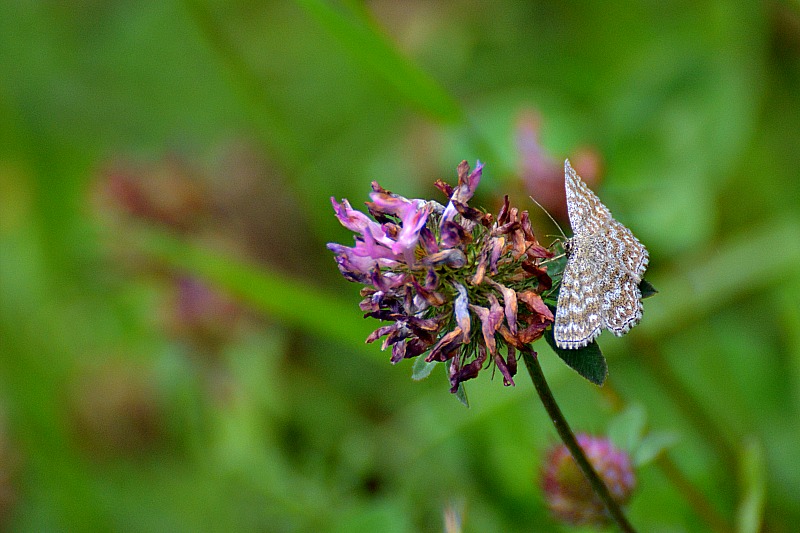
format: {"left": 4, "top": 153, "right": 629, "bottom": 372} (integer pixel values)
{"left": 541, "top": 434, "right": 636, "bottom": 527}
{"left": 328, "top": 161, "right": 555, "bottom": 394}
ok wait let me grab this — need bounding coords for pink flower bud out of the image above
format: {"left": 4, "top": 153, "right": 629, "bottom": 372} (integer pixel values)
{"left": 541, "top": 434, "right": 636, "bottom": 527}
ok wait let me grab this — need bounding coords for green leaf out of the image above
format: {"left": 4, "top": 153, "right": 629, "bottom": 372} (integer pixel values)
{"left": 454, "top": 382, "right": 469, "bottom": 408}
{"left": 411, "top": 357, "right": 437, "bottom": 381}
{"left": 736, "top": 438, "right": 766, "bottom": 533}
{"left": 639, "top": 278, "right": 658, "bottom": 299}
{"left": 543, "top": 327, "right": 608, "bottom": 386}
{"left": 292, "top": 0, "right": 462, "bottom": 121}
{"left": 633, "top": 431, "right": 680, "bottom": 467}
{"left": 607, "top": 403, "right": 647, "bottom": 453}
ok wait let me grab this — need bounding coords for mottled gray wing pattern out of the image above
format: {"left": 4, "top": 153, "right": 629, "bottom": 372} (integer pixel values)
{"left": 564, "top": 160, "right": 611, "bottom": 235}
{"left": 554, "top": 160, "right": 649, "bottom": 349}
{"left": 601, "top": 270, "right": 644, "bottom": 336}
{"left": 554, "top": 245, "right": 604, "bottom": 349}
{"left": 604, "top": 218, "right": 649, "bottom": 281}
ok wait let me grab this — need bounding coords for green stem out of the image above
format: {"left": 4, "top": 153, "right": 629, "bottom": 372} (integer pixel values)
{"left": 521, "top": 347, "right": 637, "bottom": 533}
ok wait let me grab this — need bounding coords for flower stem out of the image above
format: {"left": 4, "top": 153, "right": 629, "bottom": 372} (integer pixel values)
{"left": 521, "top": 347, "right": 637, "bottom": 533}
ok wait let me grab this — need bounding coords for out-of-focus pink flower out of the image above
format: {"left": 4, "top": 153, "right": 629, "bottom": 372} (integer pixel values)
{"left": 541, "top": 434, "right": 636, "bottom": 527}
{"left": 515, "top": 110, "right": 603, "bottom": 221}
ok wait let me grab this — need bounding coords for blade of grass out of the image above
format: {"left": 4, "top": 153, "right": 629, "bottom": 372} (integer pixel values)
{"left": 292, "top": 0, "right": 463, "bottom": 122}
{"left": 183, "top": 0, "right": 307, "bottom": 166}
{"left": 131, "top": 226, "right": 375, "bottom": 351}
{"left": 736, "top": 438, "right": 765, "bottom": 533}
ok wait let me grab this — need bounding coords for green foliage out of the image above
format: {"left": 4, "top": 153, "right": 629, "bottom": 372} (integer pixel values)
{"left": 543, "top": 327, "right": 608, "bottom": 386}
{"left": 737, "top": 438, "right": 766, "bottom": 533}
{"left": 639, "top": 279, "right": 658, "bottom": 299}
{"left": 292, "top": 0, "right": 463, "bottom": 122}
{"left": 2, "top": 0, "right": 800, "bottom": 531}
{"left": 607, "top": 403, "right": 648, "bottom": 453}
{"left": 607, "top": 404, "right": 679, "bottom": 467}
{"left": 411, "top": 357, "right": 438, "bottom": 381}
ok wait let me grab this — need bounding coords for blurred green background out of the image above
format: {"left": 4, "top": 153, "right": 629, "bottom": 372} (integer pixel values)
{"left": 2, "top": 1, "right": 800, "bottom": 531}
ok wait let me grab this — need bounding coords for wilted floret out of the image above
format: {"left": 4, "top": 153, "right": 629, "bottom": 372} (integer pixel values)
{"left": 328, "top": 161, "right": 555, "bottom": 393}
{"left": 541, "top": 434, "right": 636, "bottom": 527}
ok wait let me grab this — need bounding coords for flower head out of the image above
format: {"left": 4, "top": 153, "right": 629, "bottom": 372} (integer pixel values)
{"left": 541, "top": 434, "right": 636, "bottom": 527}
{"left": 328, "top": 161, "right": 555, "bottom": 393}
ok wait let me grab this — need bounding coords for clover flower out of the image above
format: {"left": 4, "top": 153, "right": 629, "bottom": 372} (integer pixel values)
{"left": 328, "top": 161, "right": 555, "bottom": 393}
{"left": 541, "top": 434, "right": 636, "bottom": 527}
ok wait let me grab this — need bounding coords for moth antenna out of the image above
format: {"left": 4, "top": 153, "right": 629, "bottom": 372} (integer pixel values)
{"left": 539, "top": 252, "right": 566, "bottom": 266}
{"left": 529, "top": 195, "right": 567, "bottom": 241}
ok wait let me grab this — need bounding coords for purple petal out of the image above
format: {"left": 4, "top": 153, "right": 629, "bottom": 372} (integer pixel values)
{"left": 382, "top": 323, "right": 412, "bottom": 350}
{"left": 351, "top": 233, "right": 400, "bottom": 262}
{"left": 390, "top": 340, "right": 407, "bottom": 363}
{"left": 327, "top": 243, "right": 377, "bottom": 277}
{"left": 331, "top": 197, "right": 372, "bottom": 233}
{"left": 441, "top": 161, "right": 483, "bottom": 225}
{"left": 367, "top": 190, "right": 417, "bottom": 217}
{"left": 370, "top": 269, "right": 407, "bottom": 292}
{"left": 418, "top": 226, "right": 439, "bottom": 255}
{"left": 453, "top": 283, "right": 471, "bottom": 343}
{"left": 391, "top": 202, "right": 430, "bottom": 255}
{"left": 440, "top": 220, "right": 468, "bottom": 248}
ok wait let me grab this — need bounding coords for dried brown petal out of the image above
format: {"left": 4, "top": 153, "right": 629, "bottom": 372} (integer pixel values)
{"left": 521, "top": 263, "right": 553, "bottom": 291}
{"left": 434, "top": 179, "right": 454, "bottom": 198}
{"left": 449, "top": 344, "right": 487, "bottom": 392}
{"left": 470, "top": 295, "right": 504, "bottom": 356}
{"left": 456, "top": 160, "right": 471, "bottom": 184}
{"left": 366, "top": 324, "right": 398, "bottom": 344}
{"left": 520, "top": 210, "right": 537, "bottom": 243}
{"left": 486, "top": 278, "right": 518, "bottom": 335}
{"left": 497, "top": 324, "right": 524, "bottom": 349}
{"left": 411, "top": 277, "right": 446, "bottom": 306}
{"left": 517, "top": 321, "right": 549, "bottom": 344}
{"left": 405, "top": 337, "right": 435, "bottom": 359}
{"left": 497, "top": 196, "right": 510, "bottom": 225}
{"left": 507, "top": 345, "right": 517, "bottom": 376}
{"left": 427, "top": 327, "right": 465, "bottom": 362}
{"left": 489, "top": 236, "right": 505, "bottom": 275}
{"left": 406, "top": 316, "right": 442, "bottom": 332}
{"left": 511, "top": 225, "right": 527, "bottom": 258}
{"left": 492, "top": 349, "right": 516, "bottom": 387}
{"left": 471, "top": 248, "right": 488, "bottom": 285}
{"left": 518, "top": 290, "right": 555, "bottom": 321}
{"left": 452, "top": 201, "right": 484, "bottom": 222}
{"left": 525, "top": 243, "right": 554, "bottom": 259}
